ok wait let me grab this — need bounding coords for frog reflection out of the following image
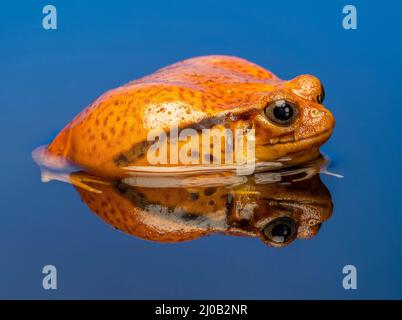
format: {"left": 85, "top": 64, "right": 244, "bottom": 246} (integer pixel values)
{"left": 74, "top": 172, "right": 333, "bottom": 247}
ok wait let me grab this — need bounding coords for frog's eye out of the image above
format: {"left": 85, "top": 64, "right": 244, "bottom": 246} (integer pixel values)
{"left": 317, "top": 84, "right": 325, "bottom": 104}
{"left": 261, "top": 217, "right": 297, "bottom": 244}
{"left": 264, "top": 100, "right": 299, "bottom": 126}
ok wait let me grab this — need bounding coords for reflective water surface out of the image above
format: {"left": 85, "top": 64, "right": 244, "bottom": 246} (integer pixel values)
{"left": 37, "top": 156, "right": 333, "bottom": 248}
{"left": 76, "top": 172, "right": 333, "bottom": 248}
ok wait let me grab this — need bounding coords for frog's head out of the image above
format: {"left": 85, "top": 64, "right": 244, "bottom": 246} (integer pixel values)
{"left": 242, "top": 74, "right": 335, "bottom": 165}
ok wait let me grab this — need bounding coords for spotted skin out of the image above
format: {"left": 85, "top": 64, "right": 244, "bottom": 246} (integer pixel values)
{"left": 48, "top": 55, "right": 334, "bottom": 178}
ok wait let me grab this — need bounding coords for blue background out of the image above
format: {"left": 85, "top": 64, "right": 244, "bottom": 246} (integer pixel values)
{"left": 1, "top": 0, "right": 401, "bottom": 299}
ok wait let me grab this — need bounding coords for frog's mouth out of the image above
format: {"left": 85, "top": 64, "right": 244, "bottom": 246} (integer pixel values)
{"left": 256, "top": 129, "right": 333, "bottom": 164}
{"left": 260, "top": 129, "right": 332, "bottom": 149}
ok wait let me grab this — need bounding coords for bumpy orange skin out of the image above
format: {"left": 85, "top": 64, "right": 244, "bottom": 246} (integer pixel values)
{"left": 48, "top": 55, "right": 335, "bottom": 178}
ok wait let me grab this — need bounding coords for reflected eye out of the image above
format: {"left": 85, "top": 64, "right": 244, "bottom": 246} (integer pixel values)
{"left": 317, "top": 85, "right": 325, "bottom": 104}
{"left": 264, "top": 100, "right": 298, "bottom": 126}
{"left": 262, "top": 217, "right": 297, "bottom": 244}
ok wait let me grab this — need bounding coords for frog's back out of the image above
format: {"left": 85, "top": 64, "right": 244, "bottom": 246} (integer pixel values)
{"left": 133, "top": 55, "right": 279, "bottom": 87}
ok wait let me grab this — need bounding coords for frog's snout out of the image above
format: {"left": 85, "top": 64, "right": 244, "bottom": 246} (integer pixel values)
{"left": 293, "top": 100, "right": 335, "bottom": 147}
{"left": 318, "top": 106, "right": 335, "bottom": 136}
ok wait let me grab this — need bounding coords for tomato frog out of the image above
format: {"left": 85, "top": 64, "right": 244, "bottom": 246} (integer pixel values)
{"left": 43, "top": 55, "right": 335, "bottom": 179}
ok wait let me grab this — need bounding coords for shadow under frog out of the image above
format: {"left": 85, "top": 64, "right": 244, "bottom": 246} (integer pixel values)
{"left": 74, "top": 171, "right": 333, "bottom": 248}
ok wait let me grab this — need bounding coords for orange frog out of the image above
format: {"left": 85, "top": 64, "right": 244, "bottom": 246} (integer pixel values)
{"left": 46, "top": 55, "right": 335, "bottom": 178}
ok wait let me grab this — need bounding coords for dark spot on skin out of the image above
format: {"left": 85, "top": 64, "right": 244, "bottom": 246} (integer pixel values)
{"left": 239, "top": 113, "right": 250, "bottom": 121}
{"left": 114, "top": 180, "right": 128, "bottom": 194}
{"left": 113, "top": 181, "right": 149, "bottom": 207}
{"left": 189, "top": 192, "right": 199, "bottom": 201}
{"left": 114, "top": 154, "right": 129, "bottom": 166}
{"left": 181, "top": 213, "right": 199, "bottom": 221}
{"left": 114, "top": 140, "right": 154, "bottom": 166}
{"left": 204, "top": 187, "right": 216, "bottom": 196}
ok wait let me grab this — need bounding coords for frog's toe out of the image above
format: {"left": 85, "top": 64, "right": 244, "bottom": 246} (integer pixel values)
{"left": 68, "top": 173, "right": 110, "bottom": 194}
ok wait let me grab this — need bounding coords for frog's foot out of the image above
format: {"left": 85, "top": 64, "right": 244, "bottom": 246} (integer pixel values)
{"left": 40, "top": 169, "right": 110, "bottom": 193}
{"left": 69, "top": 173, "right": 110, "bottom": 193}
